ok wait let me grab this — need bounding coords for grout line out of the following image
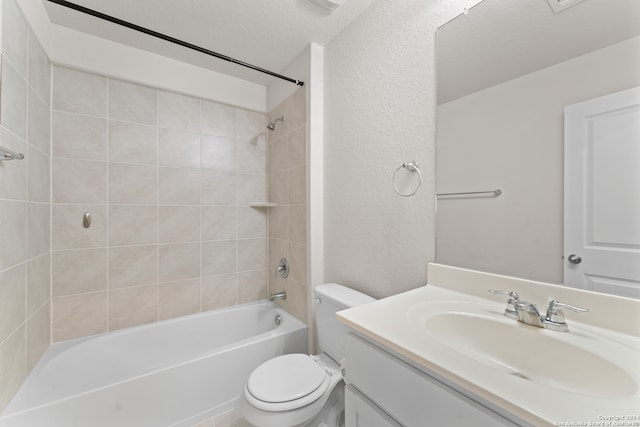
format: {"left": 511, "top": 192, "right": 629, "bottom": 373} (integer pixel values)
{"left": 156, "top": 87, "right": 161, "bottom": 322}
{"left": 199, "top": 98, "right": 203, "bottom": 314}
{"left": 106, "top": 76, "right": 111, "bottom": 332}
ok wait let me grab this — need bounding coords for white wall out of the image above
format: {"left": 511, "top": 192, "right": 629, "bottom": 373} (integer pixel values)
{"left": 436, "top": 35, "right": 640, "bottom": 284}
{"left": 323, "top": 0, "right": 479, "bottom": 299}
{"left": 16, "top": 0, "right": 267, "bottom": 112}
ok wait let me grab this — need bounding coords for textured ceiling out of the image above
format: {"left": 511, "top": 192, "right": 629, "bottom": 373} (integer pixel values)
{"left": 438, "top": 0, "right": 640, "bottom": 103}
{"left": 43, "top": 0, "right": 378, "bottom": 85}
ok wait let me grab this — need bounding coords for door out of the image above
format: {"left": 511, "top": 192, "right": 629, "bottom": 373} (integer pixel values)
{"left": 564, "top": 87, "right": 640, "bottom": 298}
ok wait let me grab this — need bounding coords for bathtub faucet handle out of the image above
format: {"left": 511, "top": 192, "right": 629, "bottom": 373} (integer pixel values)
{"left": 275, "top": 258, "right": 289, "bottom": 278}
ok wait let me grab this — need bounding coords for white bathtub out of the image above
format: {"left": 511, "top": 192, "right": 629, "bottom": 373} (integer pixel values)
{"left": 0, "top": 301, "right": 307, "bottom": 427}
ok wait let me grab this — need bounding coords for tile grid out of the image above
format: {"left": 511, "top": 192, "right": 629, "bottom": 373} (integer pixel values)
{"left": 0, "top": 0, "right": 52, "bottom": 411}
{"left": 267, "top": 88, "right": 308, "bottom": 322}
{"left": 50, "top": 66, "right": 268, "bottom": 341}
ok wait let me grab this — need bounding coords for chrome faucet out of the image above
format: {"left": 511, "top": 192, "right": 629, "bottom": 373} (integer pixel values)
{"left": 269, "top": 291, "right": 287, "bottom": 301}
{"left": 489, "top": 290, "right": 588, "bottom": 332}
{"left": 275, "top": 258, "right": 289, "bottom": 278}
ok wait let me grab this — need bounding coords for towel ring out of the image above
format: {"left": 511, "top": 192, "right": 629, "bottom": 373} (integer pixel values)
{"left": 393, "top": 161, "right": 421, "bottom": 197}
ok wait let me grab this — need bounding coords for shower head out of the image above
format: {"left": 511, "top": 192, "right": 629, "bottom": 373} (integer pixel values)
{"left": 266, "top": 116, "right": 285, "bottom": 131}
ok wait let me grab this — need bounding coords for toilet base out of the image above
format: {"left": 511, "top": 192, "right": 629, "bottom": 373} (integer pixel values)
{"left": 240, "top": 383, "right": 344, "bottom": 427}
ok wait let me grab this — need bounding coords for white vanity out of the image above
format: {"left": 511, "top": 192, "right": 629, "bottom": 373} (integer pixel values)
{"left": 337, "top": 264, "right": 640, "bottom": 426}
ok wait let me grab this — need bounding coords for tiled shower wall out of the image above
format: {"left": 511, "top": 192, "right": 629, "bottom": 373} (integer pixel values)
{"left": 0, "top": 0, "right": 52, "bottom": 411}
{"left": 267, "top": 88, "right": 308, "bottom": 322}
{"left": 51, "top": 66, "right": 269, "bottom": 342}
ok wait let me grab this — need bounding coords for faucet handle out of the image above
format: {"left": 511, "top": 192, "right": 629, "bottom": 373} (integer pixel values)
{"left": 545, "top": 299, "right": 588, "bottom": 324}
{"left": 488, "top": 290, "right": 519, "bottom": 319}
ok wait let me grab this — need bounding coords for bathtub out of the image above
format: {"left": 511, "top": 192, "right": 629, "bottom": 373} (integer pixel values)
{"left": 0, "top": 300, "right": 307, "bottom": 427}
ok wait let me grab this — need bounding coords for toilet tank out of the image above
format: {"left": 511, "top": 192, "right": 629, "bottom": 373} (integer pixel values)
{"left": 314, "top": 283, "right": 375, "bottom": 363}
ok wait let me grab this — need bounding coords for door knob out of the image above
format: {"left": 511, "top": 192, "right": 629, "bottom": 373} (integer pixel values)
{"left": 567, "top": 254, "right": 582, "bottom": 264}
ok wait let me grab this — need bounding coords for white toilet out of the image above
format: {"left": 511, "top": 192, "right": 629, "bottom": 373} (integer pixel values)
{"left": 240, "top": 283, "right": 375, "bottom": 427}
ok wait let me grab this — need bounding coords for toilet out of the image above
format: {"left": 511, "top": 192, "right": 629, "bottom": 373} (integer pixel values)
{"left": 240, "top": 283, "right": 375, "bottom": 427}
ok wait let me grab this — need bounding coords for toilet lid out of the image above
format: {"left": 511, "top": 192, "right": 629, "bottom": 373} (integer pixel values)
{"left": 247, "top": 354, "right": 328, "bottom": 404}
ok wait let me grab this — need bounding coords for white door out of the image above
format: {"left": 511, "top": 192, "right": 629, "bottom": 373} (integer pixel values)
{"left": 564, "top": 87, "right": 640, "bottom": 298}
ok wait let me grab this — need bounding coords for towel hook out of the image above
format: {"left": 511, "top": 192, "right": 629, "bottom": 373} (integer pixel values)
{"left": 393, "top": 161, "right": 422, "bottom": 197}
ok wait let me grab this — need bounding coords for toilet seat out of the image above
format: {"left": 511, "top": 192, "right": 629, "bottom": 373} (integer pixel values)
{"left": 244, "top": 354, "right": 334, "bottom": 412}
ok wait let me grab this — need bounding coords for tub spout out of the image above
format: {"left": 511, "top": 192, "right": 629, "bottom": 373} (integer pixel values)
{"left": 269, "top": 291, "right": 287, "bottom": 301}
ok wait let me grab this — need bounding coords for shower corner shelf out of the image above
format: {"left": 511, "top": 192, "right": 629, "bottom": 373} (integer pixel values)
{"left": 249, "top": 202, "right": 277, "bottom": 208}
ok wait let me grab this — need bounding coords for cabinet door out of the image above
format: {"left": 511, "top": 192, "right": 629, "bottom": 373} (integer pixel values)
{"left": 345, "top": 385, "right": 402, "bottom": 427}
{"left": 346, "top": 333, "right": 519, "bottom": 427}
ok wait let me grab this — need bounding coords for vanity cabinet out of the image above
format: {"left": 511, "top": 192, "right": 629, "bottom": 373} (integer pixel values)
{"left": 344, "top": 333, "right": 519, "bottom": 427}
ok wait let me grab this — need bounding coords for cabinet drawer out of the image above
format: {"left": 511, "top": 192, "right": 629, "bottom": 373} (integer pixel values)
{"left": 345, "top": 333, "right": 517, "bottom": 427}
{"left": 345, "top": 385, "right": 402, "bottom": 427}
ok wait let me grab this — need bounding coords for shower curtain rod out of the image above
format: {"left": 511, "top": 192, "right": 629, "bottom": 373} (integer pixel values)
{"left": 45, "top": 0, "right": 305, "bottom": 87}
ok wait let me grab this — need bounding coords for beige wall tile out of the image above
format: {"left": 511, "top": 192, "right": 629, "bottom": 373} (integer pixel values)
{"left": 159, "top": 278, "right": 200, "bottom": 320}
{"left": 27, "top": 145, "right": 50, "bottom": 203}
{"left": 289, "top": 205, "right": 307, "bottom": 244}
{"left": 52, "top": 66, "right": 107, "bottom": 117}
{"left": 52, "top": 111, "right": 107, "bottom": 161}
{"left": 52, "top": 158, "right": 107, "bottom": 204}
{"left": 201, "top": 241, "right": 236, "bottom": 276}
{"left": 238, "top": 270, "right": 266, "bottom": 304}
{"left": 201, "top": 273, "right": 237, "bottom": 311}
{"left": 237, "top": 174, "right": 267, "bottom": 206}
{"left": 268, "top": 171, "right": 289, "bottom": 205}
{"left": 237, "top": 135, "right": 266, "bottom": 175}
{"left": 269, "top": 206, "right": 289, "bottom": 241}
{"left": 0, "top": 200, "right": 26, "bottom": 270}
{"left": 0, "top": 326, "right": 26, "bottom": 412}
{"left": 28, "top": 30, "right": 51, "bottom": 106}
{"left": 2, "top": 0, "right": 28, "bottom": 76}
{"left": 1, "top": 58, "right": 28, "bottom": 138}
{"left": 159, "top": 167, "right": 200, "bottom": 205}
{"left": 108, "top": 121, "right": 158, "bottom": 165}
{"left": 28, "top": 88, "right": 51, "bottom": 154}
{"left": 289, "top": 165, "right": 307, "bottom": 205}
{"left": 0, "top": 263, "right": 26, "bottom": 344}
{"left": 201, "top": 206, "right": 236, "bottom": 241}
{"left": 237, "top": 109, "right": 265, "bottom": 145}
{"left": 238, "top": 238, "right": 266, "bottom": 272}
{"left": 159, "top": 205, "right": 200, "bottom": 243}
{"left": 109, "top": 245, "right": 158, "bottom": 289}
{"left": 52, "top": 292, "right": 107, "bottom": 341}
{"left": 289, "top": 88, "right": 306, "bottom": 131}
{"left": 201, "top": 135, "right": 236, "bottom": 172}
{"left": 289, "top": 242, "right": 307, "bottom": 285}
{"left": 159, "top": 91, "right": 200, "bottom": 132}
{"left": 52, "top": 204, "right": 107, "bottom": 250}
{"left": 109, "top": 205, "right": 158, "bottom": 246}
{"left": 289, "top": 125, "right": 306, "bottom": 168}
{"left": 108, "top": 285, "right": 158, "bottom": 331}
{"left": 109, "top": 79, "right": 158, "bottom": 125}
{"left": 159, "top": 243, "right": 200, "bottom": 282}
{"left": 0, "top": 129, "right": 27, "bottom": 201}
{"left": 201, "top": 170, "right": 236, "bottom": 206}
{"left": 268, "top": 136, "right": 288, "bottom": 174}
{"left": 202, "top": 100, "right": 235, "bottom": 138}
{"left": 284, "top": 280, "right": 308, "bottom": 323}
{"left": 26, "top": 302, "right": 50, "bottom": 373}
{"left": 237, "top": 208, "right": 266, "bottom": 239}
{"left": 159, "top": 129, "right": 200, "bottom": 168}
{"left": 52, "top": 248, "right": 106, "bottom": 297}
{"left": 27, "top": 253, "right": 50, "bottom": 316}
{"left": 109, "top": 163, "right": 158, "bottom": 205}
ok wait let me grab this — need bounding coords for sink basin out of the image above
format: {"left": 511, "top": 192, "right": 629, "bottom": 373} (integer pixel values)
{"left": 416, "top": 311, "right": 637, "bottom": 398}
